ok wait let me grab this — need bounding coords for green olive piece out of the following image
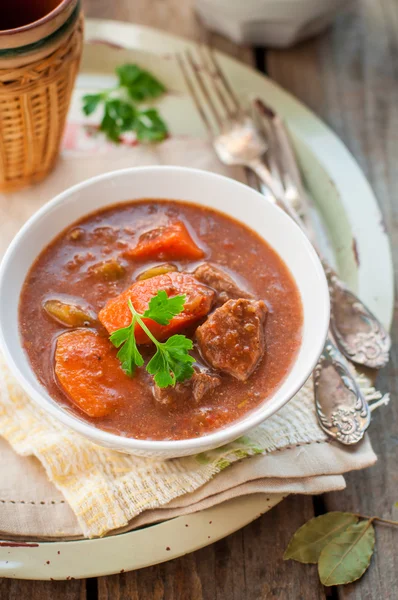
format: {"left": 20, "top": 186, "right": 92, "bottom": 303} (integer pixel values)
{"left": 43, "top": 299, "right": 96, "bottom": 328}
{"left": 136, "top": 263, "right": 178, "bottom": 281}
{"left": 90, "top": 259, "right": 125, "bottom": 281}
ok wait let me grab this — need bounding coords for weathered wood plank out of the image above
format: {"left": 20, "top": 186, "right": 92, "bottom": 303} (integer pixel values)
{"left": 9, "top": 0, "right": 398, "bottom": 597}
{"left": 268, "top": 1, "right": 398, "bottom": 598}
{"left": 0, "top": 579, "right": 86, "bottom": 600}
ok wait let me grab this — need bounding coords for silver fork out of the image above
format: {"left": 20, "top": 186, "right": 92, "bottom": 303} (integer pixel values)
{"left": 177, "top": 48, "right": 280, "bottom": 198}
{"left": 177, "top": 47, "right": 386, "bottom": 444}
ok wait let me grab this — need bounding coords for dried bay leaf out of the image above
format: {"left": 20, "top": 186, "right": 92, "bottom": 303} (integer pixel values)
{"left": 318, "top": 519, "right": 375, "bottom": 586}
{"left": 284, "top": 512, "right": 358, "bottom": 563}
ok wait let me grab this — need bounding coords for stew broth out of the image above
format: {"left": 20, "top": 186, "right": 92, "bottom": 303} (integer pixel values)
{"left": 19, "top": 200, "right": 303, "bottom": 441}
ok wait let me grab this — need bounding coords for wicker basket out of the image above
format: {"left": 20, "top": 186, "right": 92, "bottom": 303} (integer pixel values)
{"left": 0, "top": 13, "right": 83, "bottom": 192}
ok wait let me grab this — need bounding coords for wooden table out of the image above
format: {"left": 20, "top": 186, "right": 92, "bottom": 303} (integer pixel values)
{"left": 1, "top": 1, "right": 397, "bottom": 598}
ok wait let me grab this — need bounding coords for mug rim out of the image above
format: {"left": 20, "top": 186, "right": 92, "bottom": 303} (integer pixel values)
{"left": 0, "top": 1, "right": 80, "bottom": 60}
{"left": 0, "top": 0, "right": 76, "bottom": 39}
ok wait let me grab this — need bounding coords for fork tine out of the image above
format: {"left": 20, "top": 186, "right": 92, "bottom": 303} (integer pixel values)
{"left": 176, "top": 52, "right": 215, "bottom": 136}
{"left": 184, "top": 49, "right": 224, "bottom": 130}
{"left": 257, "top": 113, "right": 286, "bottom": 194}
{"left": 198, "top": 46, "right": 235, "bottom": 120}
{"left": 251, "top": 101, "right": 285, "bottom": 195}
{"left": 205, "top": 47, "right": 242, "bottom": 114}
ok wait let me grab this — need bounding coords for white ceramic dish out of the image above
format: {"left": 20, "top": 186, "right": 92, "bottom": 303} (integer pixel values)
{"left": 194, "top": 0, "right": 353, "bottom": 47}
{"left": 0, "top": 166, "right": 329, "bottom": 458}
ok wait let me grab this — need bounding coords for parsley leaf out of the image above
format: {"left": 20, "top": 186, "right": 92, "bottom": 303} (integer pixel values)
{"left": 147, "top": 335, "right": 195, "bottom": 388}
{"left": 109, "top": 324, "right": 131, "bottom": 348}
{"left": 146, "top": 351, "right": 175, "bottom": 388}
{"left": 109, "top": 317, "right": 144, "bottom": 377}
{"left": 109, "top": 292, "right": 195, "bottom": 387}
{"left": 134, "top": 109, "right": 168, "bottom": 142}
{"left": 81, "top": 63, "right": 168, "bottom": 144}
{"left": 143, "top": 290, "right": 186, "bottom": 325}
{"left": 162, "top": 335, "right": 196, "bottom": 383}
{"left": 117, "top": 64, "right": 166, "bottom": 101}
{"left": 115, "top": 333, "right": 144, "bottom": 377}
{"left": 100, "top": 99, "right": 136, "bottom": 142}
{"left": 82, "top": 93, "right": 103, "bottom": 116}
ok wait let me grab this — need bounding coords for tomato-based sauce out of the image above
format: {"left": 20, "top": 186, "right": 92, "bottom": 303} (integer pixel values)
{"left": 19, "top": 200, "right": 303, "bottom": 440}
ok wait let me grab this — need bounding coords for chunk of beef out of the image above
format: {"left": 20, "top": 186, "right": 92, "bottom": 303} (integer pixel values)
{"left": 196, "top": 299, "right": 267, "bottom": 381}
{"left": 192, "top": 370, "right": 221, "bottom": 402}
{"left": 194, "top": 263, "right": 253, "bottom": 305}
{"left": 152, "top": 381, "right": 190, "bottom": 405}
{"left": 152, "top": 369, "right": 221, "bottom": 406}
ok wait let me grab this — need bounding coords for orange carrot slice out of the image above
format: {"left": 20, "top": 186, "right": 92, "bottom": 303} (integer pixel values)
{"left": 98, "top": 271, "right": 214, "bottom": 344}
{"left": 55, "top": 330, "right": 130, "bottom": 417}
{"left": 125, "top": 221, "right": 205, "bottom": 261}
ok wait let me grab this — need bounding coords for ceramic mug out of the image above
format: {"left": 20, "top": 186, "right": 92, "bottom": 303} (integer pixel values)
{"left": 0, "top": 0, "right": 83, "bottom": 191}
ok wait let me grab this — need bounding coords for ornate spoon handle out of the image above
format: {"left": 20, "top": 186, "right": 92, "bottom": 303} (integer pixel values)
{"left": 313, "top": 337, "right": 370, "bottom": 445}
{"left": 322, "top": 262, "right": 391, "bottom": 369}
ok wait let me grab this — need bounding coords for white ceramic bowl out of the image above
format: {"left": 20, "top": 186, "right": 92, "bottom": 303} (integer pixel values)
{"left": 0, "top": 166, "right": 329, "bottom": 458}
{"left": 194, "top": 0, "right": 353, "bottom": 47}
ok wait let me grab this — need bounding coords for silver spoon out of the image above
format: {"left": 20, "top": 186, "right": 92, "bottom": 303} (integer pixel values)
{"left": 248, "top": 107, "right": 389, "bottom": 443}
{"left": 252, "top": 98, "right": 391, "bottom": 370}
{"left": 256, "top": 174, "right": 373, "bottom": 443}
{"left": 313, "top": 337, "right": 370, "bottom": 444}
{"left": 249, "top": 161, "right": 373, "bottom": 443}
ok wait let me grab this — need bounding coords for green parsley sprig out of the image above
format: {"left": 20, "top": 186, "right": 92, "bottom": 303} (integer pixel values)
{"left": 82, "top": 64, "right": 168, "bottom": 143}
{"left": 109, "top": 291, "right": 195, "bottom": 388}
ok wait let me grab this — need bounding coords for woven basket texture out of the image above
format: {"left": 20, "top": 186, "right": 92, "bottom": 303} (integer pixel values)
{"left": 0, "top": 15, "right": 83, "bottom": 192}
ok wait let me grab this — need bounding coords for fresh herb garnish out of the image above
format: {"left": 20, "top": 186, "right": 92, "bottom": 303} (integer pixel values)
{"left": 116, "top": 64, "right": 166, "bottom": 101}
{"left": 109, "top": 291, "right": 195, "bottom": 387}
{"left": 82, "top": 63, "right": 168, "bottom": 143}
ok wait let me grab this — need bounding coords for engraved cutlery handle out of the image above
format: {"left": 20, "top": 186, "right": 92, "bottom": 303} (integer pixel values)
{"left": 313, "top": 337, "right": 371, "bottom": 445}
{"left": 322, "top": 261, "right": 391, "bottom": 369}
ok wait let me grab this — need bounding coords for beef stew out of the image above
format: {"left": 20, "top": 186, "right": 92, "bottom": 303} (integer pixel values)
{"left": 19, "top": 199, "right": 303, "bottom": 441}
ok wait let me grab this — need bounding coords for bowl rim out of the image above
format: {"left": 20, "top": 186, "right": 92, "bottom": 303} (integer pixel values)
{"left": 0, "top": 165, "right": 330, "bottom": 453}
